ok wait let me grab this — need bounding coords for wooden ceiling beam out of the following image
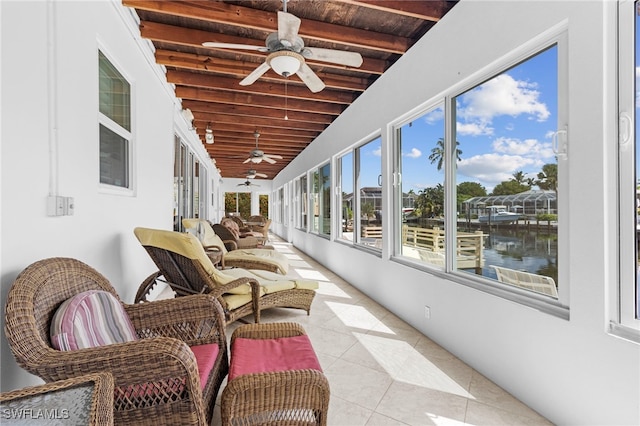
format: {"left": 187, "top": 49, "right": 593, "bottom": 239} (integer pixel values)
{"left": 194, "top": 112, "right": 327, "bottom": 132}
{"left": 176, "top": 86, "right": 345, "bottom": 115}
{"left": 185, "top": 100, "right": 334, "bottom": 125}
{"left": 155, "top": 49, "right": 370, "bottom": 92}
{"left": 167, "top": 70, "right": 357, "bottom": 104}
{"left": 335, "top": 0, "right": 449, "bottom": 21}
{"left": 124, "top": 0, "right": 410, "bottom": 53}
{"left": 190, "top": 119, "right": 320, "bottom": 139}
{"left": 138, "top": 21, "right": 387, "bottom": 75}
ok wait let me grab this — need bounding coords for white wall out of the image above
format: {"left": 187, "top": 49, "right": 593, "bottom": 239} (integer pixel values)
{"left": 0, "top": 0, "right": 215, "bottom": 391}
{"left": 273, "top": 1, "right": 640, "bottom": 424}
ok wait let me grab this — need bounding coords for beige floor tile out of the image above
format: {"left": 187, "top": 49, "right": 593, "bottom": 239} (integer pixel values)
{"left": 328, "top": 396, "right": 374, "bottom": 426}
{"left": 465, "top": 400, "right": 553, "bottom": 425}
{"left": 324, "top": 358, "right": 394, "bottom": 411}
{"left": 374, "top": 381, "right": 469, "bottom": 425}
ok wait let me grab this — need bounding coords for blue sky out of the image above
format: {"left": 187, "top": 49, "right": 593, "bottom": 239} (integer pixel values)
{"left": 357, "top": 45, "right": 559, "bottom": 195}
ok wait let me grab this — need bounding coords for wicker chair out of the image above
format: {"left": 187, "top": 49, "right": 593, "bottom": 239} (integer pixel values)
{"left": 4, "top": 257, "right": 229, "bottom": 426}
{"left": 183, "top": 218, "right": 288, "bottom": 274}
{"left": 213, "top": 223, "right": 264, "bottom": 250}
{"left": 0, "top": 373, "right": 115, "bottom": 425}
{"left": 133, "top": 227, "right": 318, "bottom": 325}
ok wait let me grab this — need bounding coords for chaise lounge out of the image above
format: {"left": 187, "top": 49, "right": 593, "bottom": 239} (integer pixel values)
{"left": 134, "top": 227, "right": 318, "bottom": 324}
{"left": 182, "top": 218, "right": 289, "bottom": 274}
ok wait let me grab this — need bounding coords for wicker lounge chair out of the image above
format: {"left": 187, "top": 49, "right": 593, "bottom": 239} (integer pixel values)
{"left": 213, "top": 222, "right": 264, "bottom": 250}
{"left": 183, "top": 218, "right": 288, "bottom": 274}
{"left": 4, "top": 257, "right": 228, "bottom": 425}
{"left": 134, "top": 227, "right": 318, "bottom": 324}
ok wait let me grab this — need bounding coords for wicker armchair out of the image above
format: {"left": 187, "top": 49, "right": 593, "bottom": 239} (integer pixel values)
{"left": 0, "top": 373, "right": 114, "bottom": 425}
{"left": 212, "top": 223, "right": 263, "bottom": 250}
{"left": 134, "top": 227, "right": 317, "bottom": 325}
{"left": 4, "top": 257, "right": 228, "bottom": 426}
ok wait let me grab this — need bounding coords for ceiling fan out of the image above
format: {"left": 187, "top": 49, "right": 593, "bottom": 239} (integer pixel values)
{"left": 244, "top": 131, "right": 283, "bottom": 164}
{"left": 202, "top": 2, "right": 363, "bottom": 93}
{"left": 245, "top": 169, "right": 268, "bottom": 179}
{"left": 237, "top": 180, "right": 260, "bottom": 188}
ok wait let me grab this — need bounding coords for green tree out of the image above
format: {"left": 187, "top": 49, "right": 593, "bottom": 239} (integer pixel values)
{"left": 457, "top": 181, "right": 487, "bottom": 198}
{"left": 361, "top": 202, "right": 375, "bottom": 225}
{"left": 491, "top": 180, "right": 530, "bottom": 196}
{"left": 428, "top": 138, "right": 462, "bottom": 171}
{"left": 415, "top": 184, "right": 444, "bottom": 217}
{"left": 535, "top": 163, "right": 558, "bottom": 192}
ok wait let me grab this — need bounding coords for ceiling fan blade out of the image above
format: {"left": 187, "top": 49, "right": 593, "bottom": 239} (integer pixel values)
{"left": 262, "top": 156, "right": 277, "bottom": 164}
{"left": 256, "top": 173, "right": 268, "bottom": 178}
{"left": 264, "top": 154, "right": 283, "bottom": 160}
{"left": 242, "top": 157, "right": 253, "bottom": 164}
{"left": 202, "top": 42, "right": 265, "bottom": 51}
{"left": 278, "top": 11, "right": 301, "bottom": 44}
{"left": 303, "top": 47, "right": 363, "bottom": 68}
{"left": 296, "top": 62, "right": 325, "bottom": 93}
{"left": 240, "top": 62, "right": 271, "bottom": 86}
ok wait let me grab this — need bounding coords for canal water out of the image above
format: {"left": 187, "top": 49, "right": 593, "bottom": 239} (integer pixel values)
{"left": 470, "top": 227, "right": 558, "bottom": 284}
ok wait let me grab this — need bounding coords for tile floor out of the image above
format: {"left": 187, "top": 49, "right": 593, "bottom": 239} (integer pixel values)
{"left": 217, "top": 238, "right": 553, "bottom": 426}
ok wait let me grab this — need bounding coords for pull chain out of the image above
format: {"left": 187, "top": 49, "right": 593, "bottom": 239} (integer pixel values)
{"left": 284, "top": 79, "right": 289, "bottom": 120}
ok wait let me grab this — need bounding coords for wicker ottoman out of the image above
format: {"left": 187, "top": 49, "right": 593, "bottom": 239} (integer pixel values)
{"left": 221, "top": 322, "right": 330, "bottom": 426}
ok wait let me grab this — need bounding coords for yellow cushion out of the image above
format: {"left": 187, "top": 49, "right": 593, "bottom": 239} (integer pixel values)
{"left": 261, "top": 281, "right": 296, "bottom": 294}
{"left": 294, "top": 280, "right": 319, "bottom": 290}
{"left": 182, "top": 219, "right": 228, "bottom": 255}
{"left": 224, "top": 249, "right": 289, "bottom": 274}
{"left": 223, "top": 293, "right": 256, "bottom": 310}
{"left": 134, "top": 227, "right": 236, "bottom": 286}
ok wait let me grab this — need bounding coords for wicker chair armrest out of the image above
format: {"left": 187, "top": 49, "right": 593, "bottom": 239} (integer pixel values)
{"left": 214, "top": 277, "right": 261, "bottom": 322}
{"left": 134, "top": 271, "right": 164, "bottom": 303}
{"left": 33, "top": 337, "right": 203, "bottom": 392}
{"left": 221, "top": 239, "right": 238, "bottom": 251}
{"left": 203, "top": 244, "right": 224, "bottom": 253}
{"left": 230, "top": 322, "right": 306, "bottom": 344}
{"left": 125, "top": 294, "right": 226, "bottom": 345}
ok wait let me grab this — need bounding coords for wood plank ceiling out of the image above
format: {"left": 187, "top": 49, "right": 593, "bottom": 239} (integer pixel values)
{"left": 123, "top": 0, "right": 458, "bottom": 180}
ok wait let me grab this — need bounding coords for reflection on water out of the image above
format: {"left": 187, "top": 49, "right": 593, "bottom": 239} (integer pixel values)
{"left": 468, "top": 228, "right": 558, "bottom": 285}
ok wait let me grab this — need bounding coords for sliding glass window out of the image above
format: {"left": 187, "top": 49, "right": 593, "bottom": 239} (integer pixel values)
{"left": 395, "top": 103, "right": 447, "bottom": 267}
{"left": 453, "top": 44, "right": 562, "bottom": 300}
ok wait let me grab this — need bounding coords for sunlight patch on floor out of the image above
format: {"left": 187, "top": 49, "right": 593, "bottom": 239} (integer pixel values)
{"left": 326, "top": 301, "right": 394, "bottom": 334}
{"left": 354, "top": 332, "right": 475, "bottom": 399}
{"left": 315, "top": 282, "right": 352, "bottom": 298}
{"left": 425, "top": 413, "right": 469, "bottom": 426}
{"left": 296, "top": 269, "right": 330, "bottom": 281}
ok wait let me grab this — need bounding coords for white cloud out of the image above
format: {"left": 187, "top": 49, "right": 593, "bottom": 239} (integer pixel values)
{"left": 424, "top": 106, "right": 445, "bottom": 125}
{"left": 491, "top": 136, "right": 554, "bottom": 159}
{"left": 458, "top": 74, "right": 550, "bottom": 123}
{"left": 372, "top": 147, "right": 382, "bottom": 157}
{"left": 457, "top": 121, "right": 493, "bottom": 136}
{"left": 457, "top": 153, "right": 538, "bottom": 186}
{"left": 403, "top": 148, "right": 422, "bottom": 158}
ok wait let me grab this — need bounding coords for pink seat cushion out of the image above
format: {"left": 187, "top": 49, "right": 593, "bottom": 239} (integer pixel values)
{"left": 229, "top": 335, "right": 321, "bottom": 380}
{"left": 190, "top": 343, "right": 220, "bottom": 391}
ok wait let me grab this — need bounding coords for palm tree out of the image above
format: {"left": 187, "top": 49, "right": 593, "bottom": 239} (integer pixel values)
{"left": 429, "top": 138, "right": 462, "bottom": 171}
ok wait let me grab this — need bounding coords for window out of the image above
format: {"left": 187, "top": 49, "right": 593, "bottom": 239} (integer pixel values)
{"left": 310, "top": 163, "right": 331, "bottom": 236}
{"left": 394, "top": 103, "right": 446, "bottom": 267}
{"left": 225, "top": 192, "right": 251, "bottom": 218}
{"left": 617, "top": 0, "right": 640, "bottom": 334}
{"left": 357, "top": 136, "right": 383, "bottom": 249}
{"left": 98, "top": 51, "right": 132, "bottom": 189}
{"left": 453, "top": 45, "right": 562, "bottom": 300}
{"left": 298, "top": 174, "right": 308, "bottom": 230}
{"left": 338, "top": 152, "right": 354, "bottom": 242}
{"left": 173, "top": 138, "right": 206, "bottom": 231}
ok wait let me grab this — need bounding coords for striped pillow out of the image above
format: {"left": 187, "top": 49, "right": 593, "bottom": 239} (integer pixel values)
{"left": 50, "top": 290, "right": 138, "bottom": 351}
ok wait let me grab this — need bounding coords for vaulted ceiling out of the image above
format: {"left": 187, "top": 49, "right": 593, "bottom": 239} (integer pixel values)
{"left": 123, "top": 0, "right": 459, "bottom": 180}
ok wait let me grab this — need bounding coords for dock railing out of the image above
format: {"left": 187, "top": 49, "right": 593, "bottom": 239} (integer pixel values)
{"left": 402, "top": 225, "right": 485, "bottom": 271}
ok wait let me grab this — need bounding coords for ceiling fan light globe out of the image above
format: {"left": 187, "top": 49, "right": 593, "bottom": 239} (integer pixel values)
{"left": 250, "top": 157, "right": 262, "bottom": 164}
{"left": 268, "top": 51, "right": 302, "bottom": 76}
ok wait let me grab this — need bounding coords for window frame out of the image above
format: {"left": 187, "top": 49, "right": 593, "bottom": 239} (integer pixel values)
{"left": 97, "top": 48, "right": 135, "bottom": 195}
{"left": 615, "top": 0, "right": 640, "bottom": 337}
